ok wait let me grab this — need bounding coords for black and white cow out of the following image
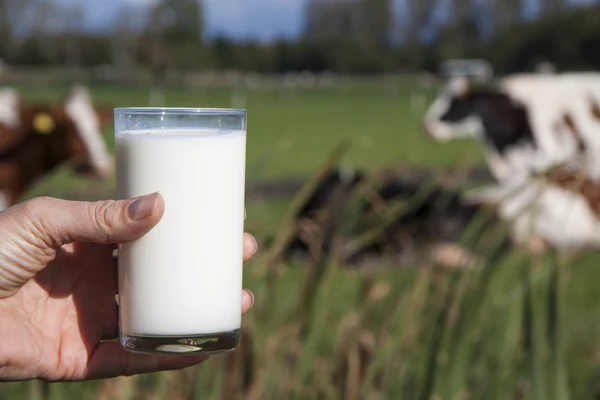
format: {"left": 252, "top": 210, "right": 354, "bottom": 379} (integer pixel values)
{"left": 423, "top": 74, "right": 600, "bottom": 253}
{"left": 423, "top": 75, "right": 600, "bottom": 186}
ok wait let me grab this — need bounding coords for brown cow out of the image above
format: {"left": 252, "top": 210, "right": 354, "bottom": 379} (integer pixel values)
{"left": 0, "top": 85, "right": 113, "bottom": 210}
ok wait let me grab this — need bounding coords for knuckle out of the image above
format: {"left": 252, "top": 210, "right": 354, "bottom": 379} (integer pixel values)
{"left": 15, "top": 197, "right": 61, "bottom": 247}
{"left": 89, "top": 201, "right": 118, "bottom": 238}
{"left": 20, "top": 196, "right": 55, "bottom": 215}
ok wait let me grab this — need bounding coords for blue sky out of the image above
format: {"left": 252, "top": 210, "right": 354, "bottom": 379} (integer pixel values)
{"left": 52, "top": 0, "right": 598, "bottom": 42}
{"left": 53, "top": 0, "right": 307, "bottom": 41}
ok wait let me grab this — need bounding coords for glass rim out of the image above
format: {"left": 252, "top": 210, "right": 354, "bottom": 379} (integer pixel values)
{"left": 114, "top": 107, "right": 247, "bottom": 116}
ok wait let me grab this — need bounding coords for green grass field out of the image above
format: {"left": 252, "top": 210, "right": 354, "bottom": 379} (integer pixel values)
{"left": 3, "top": 82, "right": 600, "bottom": 400}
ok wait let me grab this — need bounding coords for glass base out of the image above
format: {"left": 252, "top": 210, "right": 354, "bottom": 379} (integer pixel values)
{"left": 120, "top": 329, "right": 240, "bottom": 355}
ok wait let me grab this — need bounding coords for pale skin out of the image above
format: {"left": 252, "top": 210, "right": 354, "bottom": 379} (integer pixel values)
{"left": 0, "top": 192, "right": 257, "bottom": 382}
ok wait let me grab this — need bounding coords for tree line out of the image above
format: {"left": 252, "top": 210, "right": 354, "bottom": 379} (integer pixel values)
{"left": 0, "top": 0, "right": 599, "bottom": 77}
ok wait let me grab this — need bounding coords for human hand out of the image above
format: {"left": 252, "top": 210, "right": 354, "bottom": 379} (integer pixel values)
{"left": 0, "top": 193, "right": 257, "bottom": 382}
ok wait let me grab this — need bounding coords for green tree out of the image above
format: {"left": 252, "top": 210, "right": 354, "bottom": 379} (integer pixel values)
{"left": 140, "top": 0, "right": 204, "bottom": 80}
{"left": 0, "top": 0, "right": 35, "bottom": 61}
{"left": 492, "top": 0, "right": 523, "bottom": 27}
{"left": 402, "top": 0, "right": 440, "bottom": 69}
{"left": 435, "top": 0, "right": 484, "bottom": 60}
{"left": 539, "top": 0, "right": 567, "bottom": 15}
{"left": 303, "top": 0, "right": 394, "bottom": 72}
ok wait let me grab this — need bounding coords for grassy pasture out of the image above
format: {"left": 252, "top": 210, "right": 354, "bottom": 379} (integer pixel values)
{"left": 3, "top": 82, "right": 600, "bottom": 400}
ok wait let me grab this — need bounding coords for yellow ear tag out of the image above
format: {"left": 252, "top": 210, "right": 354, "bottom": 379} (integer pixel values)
{"left": 33, "top": 113, "right": 55, "bottom": 135}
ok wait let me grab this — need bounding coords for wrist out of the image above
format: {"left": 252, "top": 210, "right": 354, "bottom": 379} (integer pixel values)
{"left": 0, "top": 310, "right": 19, "bottom": 381}
{"left": 0, "top": 325, "right": 11, "bottom": 381}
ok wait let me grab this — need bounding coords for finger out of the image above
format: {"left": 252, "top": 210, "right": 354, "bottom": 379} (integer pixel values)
{"left": 85, "top": 341, "right": 208, "bottom": 380}
{"left": 243, "top": 233, "right": 257, "bottom": 262}
{"left": 12, "top": 193, "right": 165, "bottom": 249}
{"left": 242, "top": 289, "right": 255, "bottom": 313}
{"left": 0, "top": 194, "right": 163, "bottom": 298}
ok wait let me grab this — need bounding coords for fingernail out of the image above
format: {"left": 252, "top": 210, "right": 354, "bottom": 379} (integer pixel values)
{"left": 128, "top": 193, "right": 160, "bottom": 221}
{"left": 249, "top": 290, "right": 255, "bottom": 308}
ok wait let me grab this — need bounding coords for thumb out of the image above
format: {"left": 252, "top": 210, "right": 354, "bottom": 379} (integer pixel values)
{"left": 10, "top": 192, "right": 164, "bottom": 248}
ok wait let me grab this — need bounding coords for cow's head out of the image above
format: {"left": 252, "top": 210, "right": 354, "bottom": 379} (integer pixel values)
{"left": 51, "top": 86, "right": 113, "bottom": 178}
{"left": 423, "top": 77, "right": 495, "bottom": 141}
{"left": 16, "top": 86, "right": 114, "bottom": 179}
{"left": 423, "top": 76, "right": 534, "bottom": 155}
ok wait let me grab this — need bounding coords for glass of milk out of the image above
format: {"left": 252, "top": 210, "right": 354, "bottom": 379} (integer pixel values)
{"left": 114, "top": 107, "right": 247, "bottom": 355}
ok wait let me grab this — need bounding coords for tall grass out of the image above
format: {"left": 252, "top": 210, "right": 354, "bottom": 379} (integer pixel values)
{"left": 6, "top": 170, "right": 593, "bottom": 400}
{"left": 2, "top": 217, "right": 596, "bottom": 399}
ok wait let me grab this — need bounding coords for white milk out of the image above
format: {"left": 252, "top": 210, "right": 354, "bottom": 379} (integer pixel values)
{"left": 116, "top": 128, "right": 247, "bottom": 336}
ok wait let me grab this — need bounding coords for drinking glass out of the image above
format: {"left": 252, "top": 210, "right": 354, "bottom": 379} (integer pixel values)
{"left": 114, "top": 107, "right": 247, "bottom": 355}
